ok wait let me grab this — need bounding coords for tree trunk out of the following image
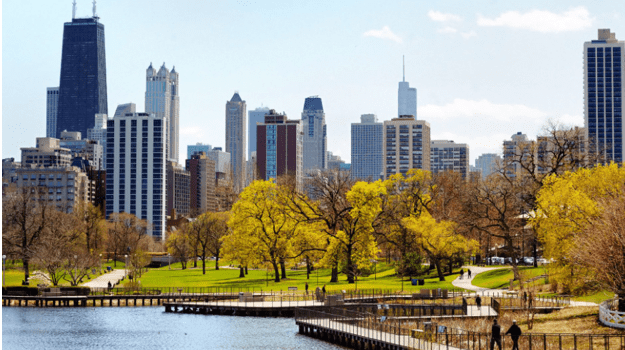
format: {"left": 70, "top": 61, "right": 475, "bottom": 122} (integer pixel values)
{"left": 618, "top": 293, "right": 625, "bottom": 312}
{"left": 239, "top": 266, "right": 245, "bottom": 278}
{"left": 330, "top": 265, "right": 338, "bottom": 283}
{"left": 306, "top": 258, "right": 311, "bottom": 280}
{"left": 202, "top": 258, "right": 206, "bottom": 275}
{"left": 272, "top": 261, "right": 280, "bottom": 282}
{"left": 23, "top": 258, "right": 30, "bottom": 284}
{"left": 280, "top": 259, "right": 287, "bottom": 280}
{"left": 245, "top": 266, "right": 248, "bottom": 275}
{"left": 215, "top": 256, "right": 219, "bottom": 270}
{"left": 193, "top": 248, "right": 198, "bottom": 268}
{"left": 347, "top": 245, "right": 354, "bottom": 284}
{"left": 435, "top": 260, "right": 445, "bottom": 282}
{"left": 532, "top": 238, "right": 538, "bottom": 268}
{"left": 448, "top": 260, "right": 453, "bottom": 275}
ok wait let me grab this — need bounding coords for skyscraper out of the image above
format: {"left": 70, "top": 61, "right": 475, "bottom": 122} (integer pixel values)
{"left": 145, "top": 63, "right": 179, "bottom": 163}
{"left": 249, "top": 106, "right": 270, "bottom": 159}
{"left": 46, "top": 87, "right": 59, "bottom": 138}
{"left": 256, "top": 110, "right": 303, "bottom": 189}
{"left": 187, "top": 143, "right": 212, "bottom": 160}
{"left": 503, "top": 132, "right": 534, "bottom": 178}
{"left": 383, "top": 115, "right": 430, "bottom": 179}
{"left": 225, "top": 92, "right": 246, "bottom": 192}
{"left": 56, "top": 6, "right": 107, "bottom": 139}
{"left": 301, "top": 96, "right": 327, "bottom": 172}
{"left": 186, "top": 153, "right": 217, "bottom": 215}
{"left": 351, "top": 114, "right": 383, "bottom": 181}
{"left": 105, "top": 112, "right": 167, "bottom": 240}
{"left": 430, "top": 140, "right": 469, "bottom": 180}
{"left": 398, "top": 57, "right": 417, "bottom": 118}
{"left": 475, "top": 153, "right": 502, "bottom": 178}
{"left": 584, "top": 29, "right": 624, "bottom": 164}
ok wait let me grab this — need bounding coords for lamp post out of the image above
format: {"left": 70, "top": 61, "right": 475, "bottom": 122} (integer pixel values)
{"left": 99, "top": 253, "right": 102, "bottom": 274}
{"left": 124, "top": 255, "right": 128, "bottom": 278}
{"left": 74, "top": 255, "right": 78, "bottom": 286}
{"left": 168, "top": 254, "right": 171, "bottom": 270}
{"left": 2, "top": 255, "right": 6, "bottom": 287}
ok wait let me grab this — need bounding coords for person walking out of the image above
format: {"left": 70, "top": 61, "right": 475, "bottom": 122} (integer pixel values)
{"left": 506, "top": 320, "right": 522, "bottom": 350}
{"left": 322, "top": 284, "right": 326, "bottom": 299}
{"left": 468, "top": 269, "right": 472, "bottom": 279}
{"left": 490, "top": 318, "right": 502, "bottom": 350}
{"left": 476, "top": 295, "right": 482, "bottom": 307}
{"left": 305, "top": 282, "right": 309, "bottom": 295}
{"left": 459, "top": 268, "right": 464, "bottom": 280}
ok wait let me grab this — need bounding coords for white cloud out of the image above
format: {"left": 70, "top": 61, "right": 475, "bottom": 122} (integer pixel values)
{"left": 438, "top": 26, "right": 458, "bottom": 34}
{"left": 418, "top": 99, "right": 583, "bottom": 159}
{"left": 460, "top": 31, "right": 477, "bottom": 39}
{"left": 363, "top": 26, "right": 403, "bottom": 43}
{"left": 477, "top": 6, "right": 592, "bottom": 33}
{"left": 428, "top": 10, "right": 462, "bottom": 22}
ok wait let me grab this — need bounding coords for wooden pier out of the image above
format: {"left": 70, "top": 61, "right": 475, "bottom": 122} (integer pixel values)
{"left": 2, "top": 293, "right": 226, "bottom": 308}
{"left": 163, "top": 300, "right": 326, "bottom": 317}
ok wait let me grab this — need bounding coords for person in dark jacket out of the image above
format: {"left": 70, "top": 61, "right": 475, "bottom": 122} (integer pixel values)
{"left": 506, "top": 320, "right": 522, "bottom": 350}
{"left": 476, "top": 295, "right": 482, "bottom": 307}
{"left": 490, "top": 318, "right": 502, "bottom": 350}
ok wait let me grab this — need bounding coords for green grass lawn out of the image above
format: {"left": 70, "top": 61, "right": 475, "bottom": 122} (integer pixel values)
{"left": 127, "top": 262, "right": 468, "bottom": 292}
{"left": 471, "top": 266, "right": 547, "bottom": 289}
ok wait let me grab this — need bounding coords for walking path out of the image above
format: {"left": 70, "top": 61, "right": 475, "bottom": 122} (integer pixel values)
{"left": 82, "top": 269, "right": 126, "bottom": 289}
{"left": 451, "top": 266, "right": 597, "bottom": 306}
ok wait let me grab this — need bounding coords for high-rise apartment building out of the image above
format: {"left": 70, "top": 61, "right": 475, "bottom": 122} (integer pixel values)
{"left": 301, "top": 96, "right": 327, "bottom": 172}
{"left": 146, "top": 63, "right": 179, "bottom": 163}
{"left": 327, "top": 151, "right": 346, "bottom": 170}
{"left": 59, "top": 131, "right": 104, "bottom": 170}
{"left": 249, "top": 106, "right": 270, "bottom": 159}
{"left": 430, "top": 140, "right": 469, "bottom": 180}
{"left": 503, "top": 132, "right": 534, "bottom": 178}
{"left": 351, "top": 114, "right": 383, "bottom": 181}
{"left": 584, "top": 29, "right": 624, "bottom": 164}
{"left": 256, "top": 110, "right": 303, "bottom": 189}
{"left": 225, "top": 92, "right": 246, "bottom": 192}
{"left": 46, "top": 87, "right": 59, "bottom": 138}
{"left": 21, "top": 138, "right": 72, "bottom": 168}
{"left": 475, "top": 153, "right": 502, "bottom": 178}
{"left": 187, "top": 143, "right": 212, "bottom": 160}
{"left": 398, "top": 58, "right": 417, "bottom": 118}
{"left": 166, "top": 161, "right": 190, "bottom": 218}
{"left": 56, "top": 12, "right": 107, "bottom": 139}
{"left": 186, "top": 152, "right": 217, "bottom": 215}
{"left": 383, "top": 115, "right": 430, "bottom": 179}
{"left": 105, "top": 113, "right": 167, "bottom": 240}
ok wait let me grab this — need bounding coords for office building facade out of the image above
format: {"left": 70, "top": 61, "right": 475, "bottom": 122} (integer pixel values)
{"left": 475, "top": 153, "right": 502, "bottom": 178}
{"left": 430, "top": 140, "right": 469, "bottom": 180}
{"left": 166, "top": 161, "right": 190, "bottom": 218}
{"left": 105, "top": 113, "right": 166, "bottom": 240}
{"left": 225, "top": 92, "right": 246, "bottom": 192}
{"left": 249, "top": 106, "right": 270, "bottom": 159}
{"left": 46, "top": 87, "right": 59, "bottom": 138}
{"left": 301, "top": 96, "right": 327, "bottom": 172}
{"left": 383, "top": 115, "right": 430, "bottom": 179}
{"left": 398, "top": 59, "right": 417, "bottom": 118}
{"left": 21, "top": 138, "right": 72, "bottom": 168}
{"left": 584, "top": 29, "right": 624, "bottom": 164}
{"left": 187, "top": 143, "right": 212, "bottom": 160}
{"left": 56, "top": 16, "right": 107, "bottom": 139}
{"left": 351, "top": 114, "right": 383, "bottom": 181}
{"left": 186, "top": 153, "right": 217, "bottom": 215}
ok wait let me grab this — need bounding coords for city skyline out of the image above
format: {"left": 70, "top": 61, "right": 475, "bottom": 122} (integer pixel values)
{"left": 2, "top": 1, "right": 624, "bottom": 164}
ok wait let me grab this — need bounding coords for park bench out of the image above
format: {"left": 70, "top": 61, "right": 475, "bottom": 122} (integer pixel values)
{"left": 287, "top": 286, "right": 298, "bottom": 291}
{"left": 42, "top": 288, "right": 62, "bottom": 297}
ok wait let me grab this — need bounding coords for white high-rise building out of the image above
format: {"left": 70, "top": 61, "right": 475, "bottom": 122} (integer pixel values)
{"left": 46, "top": 87, "right": 59, "bottom": 138}
{"left": 248, "top": 106, "right": 270, "bottom": 159}
{"left": 584, "top": 29, "right": 624, "bottom": 164}
{"left": 301, "top": 96, "right": 327, "bottom": 172}
{"left": 225, "top": 92, "right": 246, "bottom": 192}
{"left": 145, "top": 63, "right": 179, "bottom": 163}
{"left": 398, "top": 57, "right": 417, "bottom": 118}
{"left": 351, "top": 114, "right": 383, "bottom": 181}
{"left": 383, "top": 115, "right": 430, "bottom": 179}
{"left": 105, "top": 112, "right": 167, "bottom": 240}
{"left": 430, "top": 140, "right": 469, "bottom": 180}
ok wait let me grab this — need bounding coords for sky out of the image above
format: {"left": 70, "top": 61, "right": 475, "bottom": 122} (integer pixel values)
{"left": 2, "top": 0, "right": 624, "bottom": 166}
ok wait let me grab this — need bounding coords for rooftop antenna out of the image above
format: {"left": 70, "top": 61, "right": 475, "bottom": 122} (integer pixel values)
{"left": 72, "top": 0, "right": 77, "bottom": 19}
{"left": 92, "top": 0, "right": 97, "bottom": 17}
{"left": 402, "top": 55, "right": 405, "bottom": 82}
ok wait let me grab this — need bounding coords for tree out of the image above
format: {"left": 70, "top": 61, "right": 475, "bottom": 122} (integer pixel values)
{"left": 190, "top": 211, "right": 230, "bottom": 274}
{"left": 167, "top": 225, "right": 192, "bottom": 270}
{"left": 75, "top": 202, "right": 107, "bottom": 254}
{"left": 63, "top": 251, "right": 99, "bottom": 286}
{"left": 571, "top": 196, "right": 625, "bottom": 311}
{"left": 107, "top": 213, "right": 151, "bottom": 267}
{"left": 2, "top": 186, "right": 52, "bottom": 284}
{"left": 404, "top": 211, "right": 479, "bottom": 281}
{"left": 225, "top": 179, "right": 303, "bottom": 282}
{"left": 532, "top": 163, "right": 625, "bottom": 293}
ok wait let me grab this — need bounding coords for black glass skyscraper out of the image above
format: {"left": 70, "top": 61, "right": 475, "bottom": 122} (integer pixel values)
{"left": 56, "top": 16, "right": 108, "bottom": 138}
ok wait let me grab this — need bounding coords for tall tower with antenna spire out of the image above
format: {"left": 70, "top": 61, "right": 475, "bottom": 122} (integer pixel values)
{"left": 72, "top": 0, "right": 76, "bottom": 19}
{"left": 398, "top": 56, "right": 417, "bottom": 118}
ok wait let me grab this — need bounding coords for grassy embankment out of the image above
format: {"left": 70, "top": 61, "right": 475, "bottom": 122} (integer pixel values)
{"left": 3, "top": 260, "right": 126, "bottom": 287}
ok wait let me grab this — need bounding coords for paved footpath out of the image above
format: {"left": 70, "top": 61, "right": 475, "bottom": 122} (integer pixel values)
{"left": 451, "top": 265, "right": 597, "bottom": 306}
{"left": 82, "top": 269, "right": 126, "bottom": 289}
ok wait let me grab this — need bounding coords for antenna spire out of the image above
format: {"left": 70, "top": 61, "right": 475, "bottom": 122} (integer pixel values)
{"left": 72, "top": 0, "right": 77, "bottom": 19}
{"left": 92, "top": 0, "right": 97, "bottom": 17}
{"left": 403, "top": 55, "right": 405, "bottom": 82}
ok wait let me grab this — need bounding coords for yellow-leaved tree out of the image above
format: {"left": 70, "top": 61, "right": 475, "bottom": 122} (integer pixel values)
{"left": 404, "top": 212, "right": 479, "bottom": 281}
{"left": 532, "top": 163, "right": 625, "bottom": 293}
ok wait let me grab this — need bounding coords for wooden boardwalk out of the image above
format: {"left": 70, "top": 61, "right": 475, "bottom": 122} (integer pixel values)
{"left": 164, "top": 299, "right": 326, "bottom": 317}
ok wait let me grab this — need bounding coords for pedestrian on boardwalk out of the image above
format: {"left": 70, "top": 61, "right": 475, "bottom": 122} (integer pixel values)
{"left": 468, "top": 269, "right": 472, "bottom": 279}
{"left": 459, "top": 269, "right": 464, "bottom": 280}
{"left": 107, "top": 281, "right": 112, "bottom": 289}
{"left": 305, "top": 282, "right": 309, "bottom": 295}
{"left": 476, "top": 295, "right": 482, "bottom": 307}
{"left": 528, "top": 291, "right": 534, "bottom": 308}
{"left": 505, "top": 320, "right": 522, "bottom": 350}
{"left": 490, "top": 318, "right": 502, "bottom": 350}
{"left": 523, "top": 291, "right": 528, "bottom": 308}
{"left": 322, "top": 284, "right": 326, "bottom": 295}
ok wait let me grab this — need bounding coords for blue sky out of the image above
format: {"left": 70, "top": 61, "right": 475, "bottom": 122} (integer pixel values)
{"left": 2, "top": 0, "right": 624, "bottom": 165}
